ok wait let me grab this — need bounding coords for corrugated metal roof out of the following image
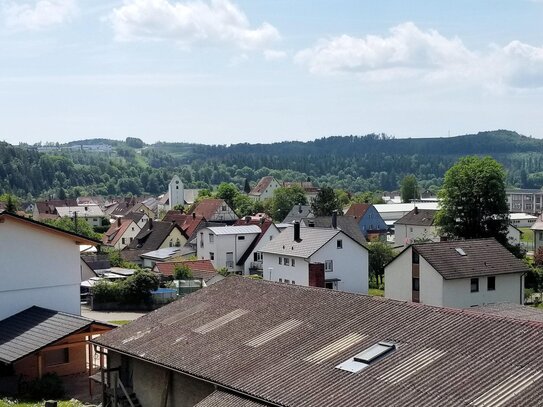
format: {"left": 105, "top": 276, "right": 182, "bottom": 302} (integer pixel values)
{"left": 260, "top": 227, "right": 341, "bottom": 258}
{"left": 207, "top": 225, "right": 262, "bottom": 235}
{"left": 141, "top": 247, "right": 182, "bottom": 260}
{"left": 92, "top": 277, "right": 543, "bottom": 407}
{"left": 195, "top": 391, "right": 269, "bottom": 407}
{"left": 0, "top": 306, "right": 96, "bottom": 364}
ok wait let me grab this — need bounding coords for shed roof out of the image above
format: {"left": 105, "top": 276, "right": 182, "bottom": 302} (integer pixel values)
{"left": 411, "top": 238, "right": 528, "bottom": 279}
{"left": 0, "top": 306, "right": 107, "bottom": 364}
{"left": 93, "top": 277, "right": 543, "bottom": 407}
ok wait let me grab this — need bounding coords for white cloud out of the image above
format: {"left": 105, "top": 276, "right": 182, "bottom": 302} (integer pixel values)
{"left": 295, "top": 22, "right": 543, "bottom": 90}
{"left": 263, "top": 49, "right": 287, "bottom": 61}
{"left": 3, "top": 0, "right": 77, "bottom": 31}
{"left": 109, "top": 0, "right": 280, "bottom": 50}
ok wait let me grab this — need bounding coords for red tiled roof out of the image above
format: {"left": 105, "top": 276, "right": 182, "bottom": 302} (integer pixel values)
{"left": 154, "top": 260, "right": 217, "bottom": 281}
{"left": 163, "top": 211, "right": 205, "bottom": 237}
{"left": 249, "top": 176, "right": 276, "bottom": 196}
{"left": 188, "top": 199, "right": 227, "bottom": 220}
{"left": 102, "top": 218, "right": 133, "bottom": 246}
{"left": 345, "top": 203, "right": 372, "bottom": 219}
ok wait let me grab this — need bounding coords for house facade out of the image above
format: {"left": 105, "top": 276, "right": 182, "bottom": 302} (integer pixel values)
{"left": 0, "top": 211, "right": 97, "bottom": 320}
{"left": 394, "top": 208, "right": 440, "bottom": 246}
{"left": 56, "top": 205, "right": 106, "bottom": 228}
{"left": 102, "top": 218, "right": 142, "bottom": 250}
{"left": 260, "top": 223, "right": 369, "bottom": 293}
{"left": 196, "top": 225, "right": 261, "bottom": 273}
{"left": 188, "top": 199, "right": 238, "bottom": 224}
{"left": 506, "top": 188, "right": 543, "bottom": 214}
{"left": 385, "top": 239, "right": 527, "bottom": 308}
{"left": 345, "top": 203, "right": 388, "bottom": 241}
{"left": 249, "top": 176, "right": 281, "bottom": 201}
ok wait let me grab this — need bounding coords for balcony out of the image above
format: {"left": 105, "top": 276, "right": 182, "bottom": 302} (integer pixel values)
{"left": 249, "top": 261, "right": 263, "bottom": 272}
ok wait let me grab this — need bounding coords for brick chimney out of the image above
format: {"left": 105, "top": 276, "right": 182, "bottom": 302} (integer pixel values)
{"left": 414, "top": 206, "right": 419, "bottom": 215}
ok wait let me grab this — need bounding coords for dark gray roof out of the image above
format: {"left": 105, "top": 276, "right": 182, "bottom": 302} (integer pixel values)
{"left": 93, "top": 277, "right": 543, "bottom": 407}
{"left": 260, "top": 227, "right": 344, "bottom": 258}
{"left": 282, "top": 205, "right": 313, "bottom": 224}
{"left": 0, "top": 306, "right": 95, "bottom": 364}
{"left": 412, "top": 238, "right": 529, "bottom": 280}
{"left": 395, "top": 209, "right": 438, "bottom": 226}
{"left": 127, "top": 220, "right": 184, "bottom": 251}
{"left": 302, "top": 216, "right": 366, "bottom": 245}
{"left": 469, "top": 303, "right": 543, "bottom": 323}
{"left": 195, "top": 391, "right": 268, "bottom": 407}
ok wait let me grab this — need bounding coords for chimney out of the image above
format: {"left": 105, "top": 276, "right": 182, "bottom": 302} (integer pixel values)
{"left": 294, "top": 221, "right": 301, "bottom": 242}
{"left": 414, "top": 206, "right": 419, "bottom": 215}
{"left": 148, "top": 218, "right": 153, "bottom": 230}
{"left": 259, "top": 217, "right": 265, "bottom": 225}
{"left": 192, "top": 212, "right": 196, "bottom": 219}
{"left": 332, "top": 211, "right": 337, "bottom": 229}
{"left": 298, "top": 203, "right": 302, "bottom": 213}
{"left": 117, "top": 218, "right": 121, "bottom": 227}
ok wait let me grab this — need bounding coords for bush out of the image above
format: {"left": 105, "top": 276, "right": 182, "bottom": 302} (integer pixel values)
{"left": 173, "top": 264, "right": 193, "bottom": 280}
{"left": 120, "top": 271, "right": 160, "bottom": 304}
{"left": 22, "top": 372, "right": 65, "bottom": 399}
{"left": 91, "top": 281, "right": 122, "bottom": 303}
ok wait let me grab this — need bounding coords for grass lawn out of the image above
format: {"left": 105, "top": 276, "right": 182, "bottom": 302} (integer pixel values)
{"left": 0, "top": 400, "right": 85, "bottom": 407}
{"left": 108, "top": 320, "right": 130, "bottom": 325}
{"left": 520, "top": 227, "right": 534, "bottom": 245}
{"left": 368, "top": 288, "right": 384, "bottom": 297}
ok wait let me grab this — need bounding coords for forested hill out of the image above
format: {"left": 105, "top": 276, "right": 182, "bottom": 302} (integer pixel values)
{"left": 2, "top": 130, "right": 543, "bottom": 199}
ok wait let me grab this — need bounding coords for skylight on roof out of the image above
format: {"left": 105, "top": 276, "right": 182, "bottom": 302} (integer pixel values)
{"left": 455, "top": 248, "right": 467, "bottom": 256}
{"left": 336, "top": 342, "right": 396, "bottom": 373}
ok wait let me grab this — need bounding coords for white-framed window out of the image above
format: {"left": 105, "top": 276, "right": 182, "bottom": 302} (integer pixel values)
{"left": 285, "top": 279, "right": 290, "bottom": 284}
{"left": 209, "top": 233, "right": 214, "bottom": 243}
{"left": 200, "top": 232, "right": 204, "bottom": 248}
{"left": 325, "top": 281, "right": 338, "bottom": 290}
{"left": 279, "top": 257, "right": 282, "bottom": 265}
{"left": 122, "top": 237, "right": 125, "bottom": 244}
{"left": 337, "top": 239, "right": 343, "bottom": 249}
{"left": 279, "top": 278, "right": 283, "bottom": 283}
{"left": 292, "top": 280, "right": 296, "bottom": 284}
{"left": 210, "top": 252, "right": 215, "bottom": 260}
{"left": 292, "top": 258, "right": 295, "bottom": 267}
{"left": 284, "top": 258, "right": 290, "bottom": 266}
{"left": 238, "top": 235, "right": 245, "bottom": 240}
{"left": 471, "top": 278, "right": 479, "bottom": 293}
{"left": 325, "top": 260, "right": 333, "bottom": 272}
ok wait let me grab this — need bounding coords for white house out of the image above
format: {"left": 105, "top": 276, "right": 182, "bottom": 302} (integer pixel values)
{"left": 56, "top": 205, "right": 106, "bottom": 228}
{"left": 233, "top": 219, "right": 281, "bottom": 275}
{"left": 509, "top": 212, "right": 537, "bottom": 228}
{"left": 0, "top": 211, "right": 97, "bottom": 320}
{"left": 385, "top": 238, "right": 527, "bottom": 308}
{"left": 394, "top": 208, "right": 440, "bottom": 246}
{"left": 197, "top": 225, "right": 262, "bottom": 273}
{"left": 249, "top": 176, "right": 281, "bottom": 201}
{"left": 260, "top": 222, "right": 369, "bottom": 293}
{"left": 102, "top": 218, "right": 142, "bottom": 250}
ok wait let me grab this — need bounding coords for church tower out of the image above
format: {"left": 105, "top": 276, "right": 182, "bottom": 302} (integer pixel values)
{"left": 168, "top": 175, "right": 184, "bottom": 210}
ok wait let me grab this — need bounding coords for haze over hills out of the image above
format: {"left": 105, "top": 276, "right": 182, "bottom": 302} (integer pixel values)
{"left": 2, "top": 130, "right": 543, "bottom": 199}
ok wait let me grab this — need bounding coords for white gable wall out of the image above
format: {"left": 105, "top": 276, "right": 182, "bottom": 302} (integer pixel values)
{"left": 394, "top": 224, "right": 440, "bottom": 246}
{"left": 0, "top": 219, "right": 81, "bottom": 320}
{"left": 262, "top": 254, "right": 309, "bottom": 285}
{"left": 442, "top": 273, "right": 523, "bottom": 308}
{"left": 384, "top": 248, "right": 412, "bottom": 301}
{"left": 242, "top": 224, "right": 281, "bottom": 275}
{"left": 419, "top": 258, "right": 444, "bottom": 306}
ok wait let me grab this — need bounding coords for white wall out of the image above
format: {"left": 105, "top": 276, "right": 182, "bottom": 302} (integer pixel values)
{"left": 394, "top": 224, "right": 440, "bottom": 246}
{"left": 0, "top": 218, "right": 82, "bottom": 320}
{"left": 242, "top": 225, "right": 281, "bottom": 275}
{"left": 419, "top": 258, "right": 444, "bottom": 306}
{"left": 384, "top": 248, "right": 413, "bottom": 301}
{"left": 311, "top": 234, "right": 368, "bottom": 294}
{"left": 113, "top": 221, "right": 141, "bottom": 250}
{"left": 262, "top": 254, "right": 309, "bottom": 286}
{"left": 507, "top": 225, "right": 521, "bottom": 246}
{"left": 169, "top": 175, "right": 184, "bottom": 210}
{"left": 209, "top": 205, "right": 238, "bottom": 222}
{"left": 197, "top": 228, "right": 258, "bottom": 273}
{"left": 442, "top": 273, "right": 523, "bottom": 308}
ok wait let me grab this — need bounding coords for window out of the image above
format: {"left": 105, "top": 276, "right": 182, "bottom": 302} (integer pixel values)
{"left": 209, "top": 234, "right": 214, "bottom": 243}
{"left": 325, "top": 280, "right": 338, "bottom": 289}
{"left": 337, "top": 239, "right": 343, "bottom": 249}
{"left": 285, "top": 279, "right": 290, "bottom": 284}
{"left": 130, "top": 237, "right": 133, "bottom": 242}
{"left": 200, "top": 233, "right": 204, "bottom": 248}
{"left": 279, "top": 257, "right": 282, "bottom": 265}
{"left": 325, "top": 260, "right": 333, "bottom": 272}
{"left": 210, "top": 252, "right": 215, "bottom": 261}
{"left": 44, "top": 348, "right": 69, "bottom": 366}
{"left": 221, "top": 205, "right": 227, "bottom": 211}
{"left": 132, "top": 227, "right": 135, "bottom": 231}
{"left": 269, "top": 235, "right": 273, "bottom": 241}
{"left": 284, "top": 258, "right": 290, "bottom": 266}
{"left": 122, "top": 237, "right": 126, "bottom": 244}
{"left": 226, "top": 252, "right": 234, "bottom": 268}
{"left": 292, "top": 280, "right": 296, "bottom": 284}
{"left": 487, "top": 276, "right": 495, "bottom": 291}
{"left": 238, "top": 236, "right": 245, "bottom": 240}
{"left": 412, "top": 277, "right": 420, "bottom": 292}
{"left": 279, "top": 278, "right": 283, "bottom": 283}
{"left": 471, "top": 278, "right": 479, "bottom": 293}
{"left": 410, "top": 227, "right": 413, "bottom": 233}
{"left": 291, "top": 258, "right": 295, "bottom": 267}
{"left": 412, "top": 251, "right": 420, "bottom": 264}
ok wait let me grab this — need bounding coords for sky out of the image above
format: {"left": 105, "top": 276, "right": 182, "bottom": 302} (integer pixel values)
{"left": 1, "top": 0, "right": 543, "bottom": 145}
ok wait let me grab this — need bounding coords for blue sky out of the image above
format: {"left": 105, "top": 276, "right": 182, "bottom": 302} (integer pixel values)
{"left": 1, "top": 0, "right": 543, "bottom": 145}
